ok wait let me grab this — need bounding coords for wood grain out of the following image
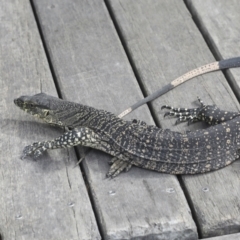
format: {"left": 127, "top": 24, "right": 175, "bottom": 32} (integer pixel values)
{"left": 0, "top": 0, "right": 100, "bottom": 239}
{"left": 32, "top": 0, "right": 197, "bottom": 239}
{"left": 184, "top": 0, "right": 240, "bottom": 237}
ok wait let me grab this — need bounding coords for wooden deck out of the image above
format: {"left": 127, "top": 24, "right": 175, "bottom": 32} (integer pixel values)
{"left": 1, "top": 0, "right": 240, "bottom": 239}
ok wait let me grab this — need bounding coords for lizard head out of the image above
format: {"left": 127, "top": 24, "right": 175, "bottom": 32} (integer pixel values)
{"left": 14, "top": 93, "right": 66, "bottom": 126}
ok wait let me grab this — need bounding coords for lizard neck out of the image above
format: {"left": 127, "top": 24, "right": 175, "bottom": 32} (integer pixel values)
{"left": 51, "top": 102, "right": 123, "bottom": 130}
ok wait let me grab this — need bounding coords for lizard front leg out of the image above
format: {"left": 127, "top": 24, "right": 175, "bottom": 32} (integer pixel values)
{"left": 22, "top": 127, "right": 102, "bottom": 159}
{"left": 23, "top": 127, "right": 132, "bottom": 178}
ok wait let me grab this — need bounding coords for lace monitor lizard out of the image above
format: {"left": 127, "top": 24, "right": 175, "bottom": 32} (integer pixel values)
{"left": 14, "top": 56, "right": 240, "bottom": 177}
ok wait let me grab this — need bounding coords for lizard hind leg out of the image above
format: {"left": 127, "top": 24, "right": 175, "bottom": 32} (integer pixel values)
{"left": 162, "top": 106, "right": 200, "bottom": 125}
{"left": 161, "top": 97, "right": 205, "bottom": 125}
{"left": 107, "top": 157, "right": 132, "bottom": 178}
{"left": 106, "top": 118, "right": 148, "bottom": 177}
{"left": 162, "top": 97, "right": 240, "bottom": 125}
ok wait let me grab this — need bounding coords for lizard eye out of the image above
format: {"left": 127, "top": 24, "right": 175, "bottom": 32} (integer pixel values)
{"left": 26, "top": 101, "right": 34, "bottom": 108}
{"left": 43, "top": 110, "right": 49, "bottom": 116}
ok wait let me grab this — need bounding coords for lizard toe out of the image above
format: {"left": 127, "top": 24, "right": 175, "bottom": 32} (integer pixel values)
{"left": 106, "top": 159, "right": 131, "bottom": 178}
{"left": 108, "top": 156, "right": 118, "bottom": 165}
{"left": 22, "top": 142, "right": 45, "bottom": 159}
{"left": 33, "top": 146, "right": 47, "bottom": 159}
{"left": 22, "top": 144, "right": 37, "bottom": 157}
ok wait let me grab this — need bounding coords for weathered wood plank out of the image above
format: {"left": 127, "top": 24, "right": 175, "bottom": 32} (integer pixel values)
{"left": 107, "top": 0, "right": 240, "bottom": 238}
{"left": 186, "top": 0, "right": 240, "bottom": 100}
{"left": 184, "top": 0, "right": 240, "bottom": 237}
{"left": 0, "top": 1, "right": 100, "bottom": 239}
{"left": 205, "top": 233, "right": 240, "bottom": 240}
{"left": 32, "top": 0, "right": 198, "bottom": 239}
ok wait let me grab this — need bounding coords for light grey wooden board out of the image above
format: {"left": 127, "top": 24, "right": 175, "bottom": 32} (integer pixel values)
{"left": 32, "top": 0, "right": 198, "bottom": 239}
{"left": 0, "top": 1, "right": 100, "bottom": 239}
{"left": 107, "top": 0, "right": 240, "bottom": 238}
{"left": 205, "top": 233, "right": 240, "bottom": 240}
{"left": 186, "top": 0, "right": 240, "bottom": 100}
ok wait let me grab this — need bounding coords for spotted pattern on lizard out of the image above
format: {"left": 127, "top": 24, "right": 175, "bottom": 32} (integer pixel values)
{"left": 14, "top": 93, "right": 240, "bottom": 177}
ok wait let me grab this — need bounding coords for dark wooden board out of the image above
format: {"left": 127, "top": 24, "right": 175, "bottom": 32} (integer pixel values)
{"left": 32, "top": 0, "right": 198, "bottom": 239}
{"left": 0, "top": 0, "right": 100, "bottom": 239}
{"left": 107, "top": 0, "right": 240, "bottom": 238}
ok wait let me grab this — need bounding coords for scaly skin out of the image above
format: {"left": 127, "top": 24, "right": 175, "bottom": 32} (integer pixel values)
{"left": 14, "top": 93, "right": 240, "bottom": 177}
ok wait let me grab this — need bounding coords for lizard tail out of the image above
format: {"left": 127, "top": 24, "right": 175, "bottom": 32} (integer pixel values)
{"left": 118, "top": 56, "right": 240, "bottom": 118}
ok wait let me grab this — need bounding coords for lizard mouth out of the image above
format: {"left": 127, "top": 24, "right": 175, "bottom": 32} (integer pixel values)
{"left": 14, "top": 97, "right": 49, "bottom": 118}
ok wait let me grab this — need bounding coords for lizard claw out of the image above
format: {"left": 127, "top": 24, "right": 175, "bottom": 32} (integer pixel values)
{"left": 106, "top": 158, "right": 132, "bottom": 178}
{"left": 164, "top": 112, "right": 175, "bottom": 118}
{"left": 187, "top": 118, "right": 194, "bottom": 125}
{"left": 161, "top": 105, "right": 171, "bottom": 110}
{"left": 175, "top": 118, "right": 181, "bottom": 125}
{"left": 20, "top": 154, "right": 28, "bottom": 160}
{"left": 21, "top": 142, "right": 46, "bottom": 159}
{"left": 164, "top": 112, "right": 170, "bottom": 118}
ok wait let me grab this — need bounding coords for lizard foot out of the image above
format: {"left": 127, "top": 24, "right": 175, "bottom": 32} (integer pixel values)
{"left": 21, "top": 142, "right": 47, "bottom": 160}
{"left": 131, "top": 119, "right": 147, "bottom": 126}
{"left": 162, "top": 97, "right": 205, "bottom": 125}
{"left": 107, "top": 157, "right": 132, "bottom": 178}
